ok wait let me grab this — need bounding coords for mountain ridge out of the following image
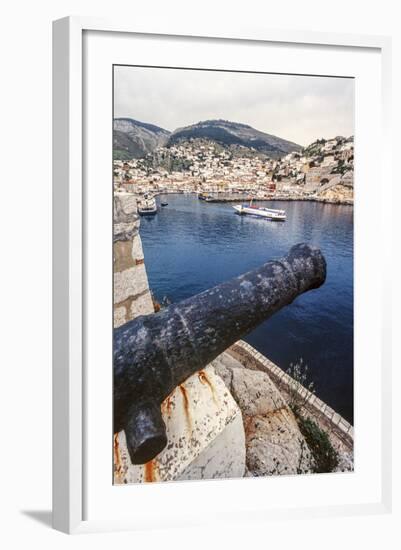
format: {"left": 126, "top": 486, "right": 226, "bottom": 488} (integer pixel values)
{"left": 168, "top": 119, "right": 301, "bottom": 158}
{"left": 113, "top": 117, "right": 301, "bottom": 160}
{"left": 113, "top": 118, "right": 171, "bottom": 160}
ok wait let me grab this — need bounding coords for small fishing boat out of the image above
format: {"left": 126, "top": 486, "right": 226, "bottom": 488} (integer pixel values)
{"left": 232, "top": 200, "right": 286, "bottom": 221}
{"left": 138, "top": 194, "right": 157, "bottom": 216}
{"left": 161, "top": 201, "right": 168, "bottom": 207}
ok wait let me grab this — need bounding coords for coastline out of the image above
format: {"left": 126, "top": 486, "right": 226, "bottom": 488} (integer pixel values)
{"left": 151, "top": 190, "right": 354, "bottom": 207}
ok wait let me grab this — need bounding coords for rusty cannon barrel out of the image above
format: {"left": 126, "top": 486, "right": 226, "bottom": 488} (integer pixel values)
{"left": 114, "top": 243, "right": 326, "bottom": 464}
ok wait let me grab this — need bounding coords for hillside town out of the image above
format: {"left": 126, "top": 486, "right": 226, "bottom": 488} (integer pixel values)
{"left": 113, "top": 135, "right": 354, "bottom": 204}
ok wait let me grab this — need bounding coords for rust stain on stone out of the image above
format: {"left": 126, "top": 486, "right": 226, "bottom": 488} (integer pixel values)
{"left": 179, "top": 385, "right": 192, "bottom": 430}
{"left": 113, "top": 433, "right": 124, "bottom": 484}
{"left": 161, "top": 395, "right": 173, "bottom": 416}
{"left": 198, "top": 370, "right": 218, "bottom": 406}
{"left": 161, "top": 393, "right": 173, "bottom": 414}
{"left": 244, "top": 417, "right": 257, "bottom": 439}
{"left": 144, "top": 459, "right": 158, "bottom": 482}
{"left": 264, "top": 405, "right": 287, "bottom": 417}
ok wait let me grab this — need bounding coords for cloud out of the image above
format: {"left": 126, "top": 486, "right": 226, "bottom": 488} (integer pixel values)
{"left": 114, "top": 66, "right": 354, "bottom": 146}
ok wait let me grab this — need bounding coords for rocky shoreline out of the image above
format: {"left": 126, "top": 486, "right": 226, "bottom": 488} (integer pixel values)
{"left": 223, "top": 341, "right": 354, "bottom": 475}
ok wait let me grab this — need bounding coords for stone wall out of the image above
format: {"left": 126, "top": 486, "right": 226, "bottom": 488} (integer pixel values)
{"left": 113, "top": 192, "right": 154, "bottom": 327}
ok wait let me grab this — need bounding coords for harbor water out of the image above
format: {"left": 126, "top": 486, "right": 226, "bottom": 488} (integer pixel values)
{"left": 139, "top": 194, "right": 354, "bottom": 423}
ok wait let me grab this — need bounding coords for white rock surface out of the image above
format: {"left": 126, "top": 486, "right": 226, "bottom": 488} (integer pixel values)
{"left": 114, "top": 365, "right": 246, "bottom": 483}
{"left": 213, "top": 352, "right": 314, "bottom": 476}
{"left": 177, "top": 411, "right": 245, "bottom": 481}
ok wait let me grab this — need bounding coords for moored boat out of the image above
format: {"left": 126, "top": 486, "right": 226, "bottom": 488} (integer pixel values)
{"left": 138, "top": 194, "right": 157, "bottom": 216}
{"left": 198, "top": 192, "right": 212, "bottom": 201}
{"left": 232, "top": 202, "right": 286, "bottom": 221}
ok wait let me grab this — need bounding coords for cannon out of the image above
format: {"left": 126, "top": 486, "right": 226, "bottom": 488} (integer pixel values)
{"left": 114, "top": 243, "right": 326, "bottom": 464}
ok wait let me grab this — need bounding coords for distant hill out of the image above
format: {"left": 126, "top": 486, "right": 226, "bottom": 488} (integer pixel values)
{"left": 167, "top": 119, "right": 301, "bottom": 158}
{"left": 113, "top": 117, "right": 301, "bottom": 160}
{"left": 113, "top": 118, "right": 171, "bottom": 160}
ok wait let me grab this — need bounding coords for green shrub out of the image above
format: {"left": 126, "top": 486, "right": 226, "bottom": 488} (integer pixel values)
{"left": 297, "top": 416, "right": 339, "bottom": 473}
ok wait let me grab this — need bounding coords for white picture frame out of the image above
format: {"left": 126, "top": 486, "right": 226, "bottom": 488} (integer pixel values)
{"left": 52, "top": 16, "right": 392, "bottom": 534}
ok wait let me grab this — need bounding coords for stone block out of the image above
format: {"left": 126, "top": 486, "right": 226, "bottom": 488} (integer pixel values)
{"left": 178, "top": 412, "right": 245, "bottom": 480}
{"left": 338, "top": 419, "right": 350, "bottom": 433}
{"left": 348, "top": 426, "right": 354, "bottom": 439}
{"left": 114, "top": 306, "right": 127, "bottom": 329}
{"left": 245, "top": 408, "right": 313, "bottom": 476}
{"left": 113, "top": 290, "right": 154, "bottom": 328}
{"left": 114, "top": 366, "right": 246, "bottom": 483}
{"left": 114, "top": 265, "right": 151, "bottom": 304}
{"left": 128, "top": 290, "right": 154, "bottom": 319}
{"left": 331, "top": 412, "right": 341, "bottom": 425}
{"left": 131, "top": 233, "right": 145, "bottom": 262}
{"left": 213, "top": 353, "right": 314, "bottom": 476}
{"left": 230, "top": 367, "right": 286, "bottom": 417}
{"left": 114, "top": 192, "right": 140, "bottom": 242}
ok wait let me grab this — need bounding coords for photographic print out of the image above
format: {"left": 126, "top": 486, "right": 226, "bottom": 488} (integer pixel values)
{"left": 113, "top": 66, "right": 354, "bottom": 484}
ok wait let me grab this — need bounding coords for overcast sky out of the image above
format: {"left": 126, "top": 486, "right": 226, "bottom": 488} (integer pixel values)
{"left": 114, "top": 66, "right": 354, "bottom": 147}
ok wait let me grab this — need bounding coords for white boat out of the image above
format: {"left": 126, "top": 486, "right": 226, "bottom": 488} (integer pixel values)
{"left": 232, "top": 202, "right": 286, "bottom": 221}
{"left": 137, "top": 194, "right": 157, "bottom": 216}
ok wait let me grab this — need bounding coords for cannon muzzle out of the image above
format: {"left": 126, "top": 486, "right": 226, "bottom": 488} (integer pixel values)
{"left": 114, "top": 243, "right": 326, "bottom": 464}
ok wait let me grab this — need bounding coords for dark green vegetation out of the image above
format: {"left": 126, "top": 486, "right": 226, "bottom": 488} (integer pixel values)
{"left": 113, "top": 148, "right": 133, "bottom": 161}
{"left": 168, "top": 119, "right": 301, "bottom": 158}
{"left": 296, "top": 416, "right": 339, "bottom": 473}
{"left": 303, "top": 138, "right": 327, "bottom": 157}
{"left": 285, "top": 359, "right": 339, "bottom": 473}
